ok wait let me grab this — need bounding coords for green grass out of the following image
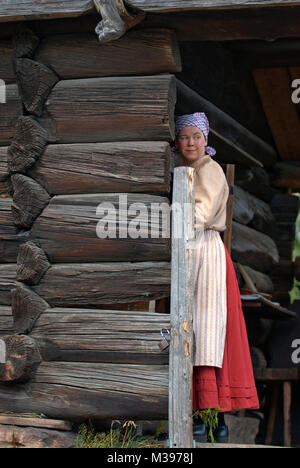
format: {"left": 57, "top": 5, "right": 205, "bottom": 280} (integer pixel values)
{"left": 290, "top": 195, "right": 300, "bottom": 303}
{"left": 75, "top": 420, "right": 165, "bottom": 449}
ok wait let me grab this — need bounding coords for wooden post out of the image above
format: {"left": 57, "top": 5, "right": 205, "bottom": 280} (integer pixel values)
{"left": 169, "top": 166, "right": 195, "bottom": 448}
{"left": 223, "top": 164, "right": 235, "bottom": 255}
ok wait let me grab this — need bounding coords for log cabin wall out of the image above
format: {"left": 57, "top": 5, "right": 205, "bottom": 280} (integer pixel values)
{"left": 0, "top": 23, "right": 182, "bottom": 420}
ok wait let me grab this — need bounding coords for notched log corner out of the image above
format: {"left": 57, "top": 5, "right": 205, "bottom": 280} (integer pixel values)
{"left": 11, "top": 285, "right": 49, "bottom": 334}
{"left": 14, "top": 58, "right": 59, "bottom": 116}
{"left": 17, "top": 241, "right": 51, "bottom": 286}
{"left": 94, "top": 0, "right": 146, "bottom": 43}
{"left": 11, "top": 173, "right": 50, "bottom": 229}
{"left": 0, "top": 334, "right": 41, "bottom": 383}
{"left": 7, "top": 116, "right": 48, "bottom": 174}
{"left": 13, "top": 26, "right": 40, "bottom": 59}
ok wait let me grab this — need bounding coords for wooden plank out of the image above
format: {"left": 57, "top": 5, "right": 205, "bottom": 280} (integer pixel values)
{"left": 271, "top": 162, "right": 300, "bottom": 189}
{"left": 35, "top": 29, "right": 182, "bottom": 80}
{"left": 254, "top": 368, "right": 300, "bottom": 381}
{"left": 29, "top": 193, "right": 171, "bottom": 263}
{"left": 28, "top": 142, "right": 171, "bottom": 195}
{"left": 30, "top": 308, "right": 170, "bottom": 364}
{"left": 141, "top": 8, "right": 300, "bottom": 42}
{"left": 176, "top": 79, "right": 276, "bottom": 168}
{"left": 253, "top": 68, "right": 300, "bottom": 161}
{"left": 0, "top": 264, "right": 19, "bottom": 306}
{"left": 31, "top": 262, "right": 171, "bottom": 308}
{"left": 0, "top": 363, "right": 168, "bottom": 420}
{"left": 223, "top": 164, "right": 235, "bottom": 254}
{"left": 40, "top": 75, "right": 176, "bottom": 144}
{"left": 0, "top": 85, "right": 22, "bottom": 147}
{"left": 0, "top": 415, "right": 72, "bottom": 431}
{"left": 169, "top": 166, "right": 195, "bottom": 448}
{"left": 0, "top": 0, "right": 94, "bottom": 23}
{"left": 0, "top": 424, "right": 75, "bottom": 448}
{"left": 127, "top": 0, "right": 300, "bottom": 12}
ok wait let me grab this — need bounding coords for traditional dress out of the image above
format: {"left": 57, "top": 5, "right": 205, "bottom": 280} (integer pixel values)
{"left": 174, "top": 113, "right": 259, "bottom": 412}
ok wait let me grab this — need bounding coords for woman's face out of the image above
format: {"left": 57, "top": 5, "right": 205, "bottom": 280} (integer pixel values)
{"left": 176, "top": 126, "right": 206, "bottom": 163}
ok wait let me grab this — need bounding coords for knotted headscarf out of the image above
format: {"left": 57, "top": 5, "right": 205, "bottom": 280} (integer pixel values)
{"left": 174, "top": 112, "right": 216, "bottom": 157}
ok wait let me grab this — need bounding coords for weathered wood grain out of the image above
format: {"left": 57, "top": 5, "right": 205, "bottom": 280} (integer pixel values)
{"left": 35, "top": 29, "right": 181, "bottom": 80}
{"left": 0, "top": 41, "right": 15, "bottom": 84}
{"left": 169, "top": 166, "right": 195, "bottom": 448}
{"left": 232, "top": 221, "right": 279, "bottom": 273}
{"left": 40, "top": 75, "right": 176, "bottom": 143}
{"left": 0, "top": 307, "right": 14, "bottom": 336}
{"left": 0, "top": 424, "right": 75, "bottom": 448}
{"left": 11, "top": 174, "right": 50, "bottom": 229}
{"left": 127, "top": 0, "right": 300, "bottom": 11}
{"left": 16, "top": 241, "right": 50, "bottom": 286}
{"left": 233, "top": 185, "right": 276, "bottom": 235}
{"left": 0, "top": 334, "right": 41, "bottom": 383}
{"left": 29, "top": 193, "right": 171, "bottom": 262}
{"left": 0, "top": 148, "right": 9, "bottom": 182}
{"left": 0, "top": 85, "right": 22, "bottom": 147}
{"left": 27, "top": 142, "right": 170, "bottom": 195}
{"left": 0, "top": 264, "right": 19, "bottom": 306}
{"left": 7, "top": 116, "right": 48, "bottom": 174}
{"left": 271, "top": 162, "right": 300, "bottom": 190}
{"left": 31, "top": 262, "right": 171, "bottom": 308}
{"left": 0, "top": 0, "right": 95, "bottom": 23}
{"left": 235, "top": 166, "right": 277, "bottom": 203}
{"left": 0, "top": 198, "right": 25, "bottom": 263}
{"left": 30, "top": 308, "right": 170, "bottom": 364}
{"left": 12, "top": 285, "right": 49, "bottom": 334}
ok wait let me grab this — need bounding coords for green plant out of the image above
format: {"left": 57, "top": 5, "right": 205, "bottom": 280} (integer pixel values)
{"left": 194, "top": 408, "right": 220, "bottom": 443}
{"left": 75, "top": 420, "right": 164, "bottom": 449}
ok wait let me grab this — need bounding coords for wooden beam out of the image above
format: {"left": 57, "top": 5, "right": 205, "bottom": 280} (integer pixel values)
{"left": 0, "top": 1, "right": 95, "bottom": 23}
{"left": 35, "top": 29, "right": 181, "bottom": 80}
{"left": 31, "top": 262, "right": 171, "bottom": 308}
{"left": 271, "top": 162, "right": 300, "bottom": 189}
{"left": 0, "top": 85, "right": 23, "bottom": 147}
{"left": 176, "top": 79, "right": 276, "bottom": 168}
{"left": 0, "top": 198, "right": 24, "bottom": 263}
{"left": 0, "top": 264, "right": 18, "bottom": 306}
{"left": 29, "top": 193, "right": 171, "bottom": 263}
{"left": 127, "top": 0, "right": 300, "bottom": 12}
{"left": 253, "top": 68, "right": 300, "bottom": 161}
{"left": 40, "top": 75, "right": 176, "bottom": 144}
{"left": 169, "top": 166, "right": 195, "bottom": 448}
{"left": 140, "top": 8, "right": 300, "bottom": 42}
{"left": 27, "top": 142, "right": 171, "bottom": 195}
{"left": 0, "top": 307, "right": 14, "bottom": 336}
{"left": 30, "top": 308, "right": 170, "bottom": 364}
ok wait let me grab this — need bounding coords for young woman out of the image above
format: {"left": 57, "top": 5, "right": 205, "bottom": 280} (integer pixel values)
{"left": 173, "top": 112, "right": 259, "bottom": 443}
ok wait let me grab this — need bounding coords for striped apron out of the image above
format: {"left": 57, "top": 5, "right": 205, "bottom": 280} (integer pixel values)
{"left": 193, "top": 229, "right": 227, "bottom": 368}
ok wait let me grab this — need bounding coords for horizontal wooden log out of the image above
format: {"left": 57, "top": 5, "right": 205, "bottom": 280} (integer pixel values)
{"left": 31, "top": 262, "right": 171, "bottom": 308}
{"left": 237, "top": 263, "right": 274, "bottom": 294}
{"left": 35, "top": 29, "right": 182, "bottom": 80}
{"left": 39, "top": 75, "right": 176, "bottom": 143}
{"left": 233, "top": 185, "right": 276, "bottom": 235}
{"left": 0, "top": 424, "right": 76, "bottom": 448}
{"left": 271, "top": 162, "right": 300, "bottom": 189}
{"left": 0, "top": 198, "right": 26, "bottom": 263}
{"left": 176, "top": 79, "right": 276, "bottom": 168}
{"left": 0, "top": 41, "right": 15, "bottom": 84}
{"left": 29, "top": 194, "right": 171, "bottom": 263}
{"left": 0, "top": 148, "right": 8, "bottom": 182}
{"left": 30, "top": 308, "right": 170, "bottom": 364}
{"left": 0, "top": 0, "right": 95, "bottom": 23}
{"left": 0, "top": 334, "right": 41, "bottom": 383}
{"left": 270, "top": 193, "right": 300, "bottom": 223}
{"left": 235, "top": 166, "right": 277, "bottom": 203}
{"left": 232, "top": 221, "right": 279, "bottom": 273}
{"left": 127, "top": 1, "right": 300, "bottom": 11}
{"left": 0, "top": 307, "right": 14, "bottom": 336}
{"left": 0, "top": 85, "right": 22, "bottom": 147}
{"left": 0, "top": 415, "right": 72, "bottom": 431}
{"left": 141, "top": 8, "right": 300, "bottom": 42}
{"left": 0, "top": 264, "right": 19, "bottom": 306}
{"left": 27, "top": 142, "right": 171, "bottom": 195}
{"left": 0, "top": 362, "right": 168, "bottom": 420}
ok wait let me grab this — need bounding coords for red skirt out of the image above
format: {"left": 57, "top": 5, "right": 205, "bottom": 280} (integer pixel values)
{"left": 193, "top": 244, "right": 259, "bottom": 412}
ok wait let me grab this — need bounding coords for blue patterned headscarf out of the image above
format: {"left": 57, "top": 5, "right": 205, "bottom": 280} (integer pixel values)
{"left": 175, "top": 112, "right": 216, "bottom": 157}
